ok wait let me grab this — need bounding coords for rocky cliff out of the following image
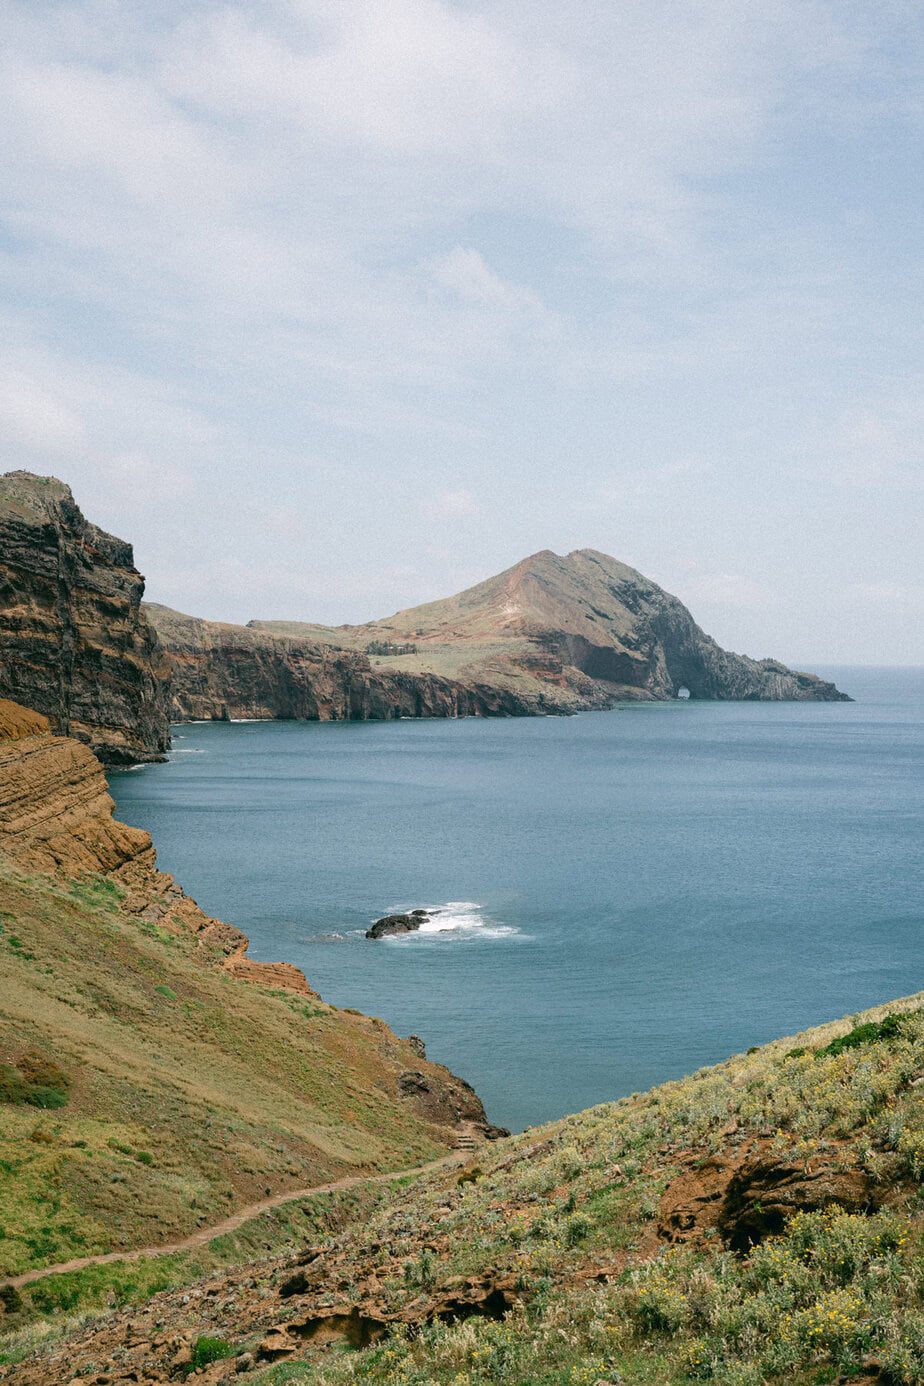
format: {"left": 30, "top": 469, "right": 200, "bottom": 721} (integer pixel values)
{"left": 250, "top": 548, "right": 850, "bottom": 709}
{"left": 0, "top": 471, "right": 170, "bottom": 763}
{"left": 149, "top": 548, "right": 847, "bottom": 727}
{"left": 146, "top": 603, "right": 534, "bottom": 723}
{"left": 0, "top": 696, "right": 305, "bottom": 989}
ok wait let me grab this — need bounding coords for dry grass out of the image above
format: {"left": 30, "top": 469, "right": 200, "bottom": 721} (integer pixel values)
{"left": 0, "top": 863, "right": 452, "bottom": 1277}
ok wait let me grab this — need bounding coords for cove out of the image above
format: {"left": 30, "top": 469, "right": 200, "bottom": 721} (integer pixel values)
{"left": 110, "top": 666, "right": 923, "bottom": 1132}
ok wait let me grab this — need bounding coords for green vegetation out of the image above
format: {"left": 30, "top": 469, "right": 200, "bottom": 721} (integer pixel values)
{"left": 187, "top": 1336, "right": 235, "bottom": 1371}
{"left": 242, "top": 998, "right": 924, "bottom": 1385}
{"left": 0, "top": 1052, "right": 70, "bottom": 1110}
{"left": 4, "top": 996, "right": 924, "bottom": 1383}
{"left": 816, "top": 1012, "right": 906, "bottom": 1059}
{"left": 251, "top": 1205, "right": 924, "bottom": 1384}
{"left": 0, "top": 1178, "right": 414, "bottom": 1369}
{"left": 0, "top": 861, "right": 455, "bottom": 1281}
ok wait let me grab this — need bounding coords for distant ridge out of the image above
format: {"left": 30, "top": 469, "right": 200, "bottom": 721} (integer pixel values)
{"left": 241, "top": 546, "right": 850, "bottom": 711}
{"left": 0, "top": 473, "right": 848, "bottom": 730}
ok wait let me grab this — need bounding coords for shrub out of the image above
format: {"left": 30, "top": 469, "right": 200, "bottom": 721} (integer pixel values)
{"left": 817, "top": 1013, "right": 907, "bottom": 1059}
{"left": 25, "top": 1085, "right": 67, "bottom": 1110}
{"left": 566, "top": 1215, "right": 591, "bottom": 1246}
{"left": 70, "top": 877, "right": 124, "bottom": 909}
{"left": 0, "top": 1065, "right": 29, "bottom": 1104}
{"left": 0, "top": 1052, "right": 69, "bottom": 1109}
{"left": 0, "top": 1286, "right": 23, "bottom": 1315}
{"left": 154, "top": 984, "right": 177, "bottom": 1000}
{"left": 188, "top": 1337, "right": 235, "bottom": 1371}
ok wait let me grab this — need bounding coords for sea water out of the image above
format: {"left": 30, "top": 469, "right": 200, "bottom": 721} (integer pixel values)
{"left": 110, "top": 667, "right": 923, "bottom": 1132}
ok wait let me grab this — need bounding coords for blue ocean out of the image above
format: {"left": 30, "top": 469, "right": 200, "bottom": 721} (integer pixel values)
{"left": 110, "top": 667, "right": 923, "bottom": 1133}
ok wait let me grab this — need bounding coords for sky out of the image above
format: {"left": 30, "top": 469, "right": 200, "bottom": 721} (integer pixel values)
{"left": 0, "top": 1, "right": 921, "bottom": 664}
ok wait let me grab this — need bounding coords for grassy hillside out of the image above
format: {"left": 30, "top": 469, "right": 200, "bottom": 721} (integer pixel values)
{"left": 0, "top": 861, "right": 468, "bottom": 1281}
{"left": 6, "top": 994, "right": 924, "bottom": 1384}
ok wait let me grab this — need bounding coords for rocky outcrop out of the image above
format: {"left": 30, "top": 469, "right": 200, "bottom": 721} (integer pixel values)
{"left": 658, "top": 1138, "right": 878, "bottom": 1252}
{"left": 366, "top": 909, "right": 434, "bottom": 939}
{"left": 145, "top": 603, "right": 534, "bottom": 723}
{"left": 0, "top": 697, "right": 309, "bottom": 991}
{"left": 0, "top": 472, "right": 170, "bottom": 762}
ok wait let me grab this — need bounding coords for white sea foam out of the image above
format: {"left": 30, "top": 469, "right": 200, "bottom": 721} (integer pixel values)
{"left": 169, "top": 748, "right": 206, "bottom": 754}
{"left": 384, "top": 901, "right": 522, "bottom": 942}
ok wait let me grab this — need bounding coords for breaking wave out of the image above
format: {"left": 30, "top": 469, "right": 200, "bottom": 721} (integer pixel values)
{"left": 382, "top": 901, "right": 524, "bottom": 942}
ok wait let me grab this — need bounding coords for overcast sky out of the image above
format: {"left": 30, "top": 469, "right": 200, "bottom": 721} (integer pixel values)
{"left": 1, "top": 1, "right": 921, "bottom": 663}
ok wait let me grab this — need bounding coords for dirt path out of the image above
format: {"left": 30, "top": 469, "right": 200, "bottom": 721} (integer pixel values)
{"left": 2, "top": 1147, "right": 470, "bottom": 1292}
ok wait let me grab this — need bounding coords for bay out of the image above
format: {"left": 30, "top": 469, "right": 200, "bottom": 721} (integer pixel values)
{"left": 110, "top": 667, "right": 923, "bottom": 1132}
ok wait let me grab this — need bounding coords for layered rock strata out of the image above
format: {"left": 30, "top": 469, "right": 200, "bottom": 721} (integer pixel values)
{"left": 146, "top": 604, "right": 532, "bottom": 722}
{"left": 0, "top": 697, "right": 300, "bottom": 988}
{"left": 0, "top": 471, "right": 170, "bottom": 762}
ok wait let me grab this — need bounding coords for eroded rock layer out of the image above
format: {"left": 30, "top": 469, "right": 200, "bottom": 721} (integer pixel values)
{"left": 0, "top": 696, "right": 255, "bottom": 972}
{"left": 0, "top": 471, "right": 170, "bottom": 762}
{"left": 146, "top": 604, "right": 533, "bottom": 723}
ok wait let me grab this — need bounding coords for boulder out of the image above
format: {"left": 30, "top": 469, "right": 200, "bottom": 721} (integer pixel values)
{"left": 365, "top": 909, "right": 436, "bottom": 939}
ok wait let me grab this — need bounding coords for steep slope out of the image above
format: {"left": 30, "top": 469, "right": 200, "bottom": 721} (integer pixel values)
{"left": 146, "top": 604, "right": 535, "bottom": 723}
{"left": 251, "top": 548, "right": 849, "bottom": 709}
{"left": 6, "top": 996, "right": 923, "bottom": 1384}
{"left": 0, "top": 472, "right": 170, "bottom": 763}
{"left": 0, "top": 701, "right": 499, "bottom": 1285}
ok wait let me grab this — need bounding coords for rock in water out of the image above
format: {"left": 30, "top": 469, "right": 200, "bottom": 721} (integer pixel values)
{"left": 366, "top": 909, "right": 435, "bottom": 939}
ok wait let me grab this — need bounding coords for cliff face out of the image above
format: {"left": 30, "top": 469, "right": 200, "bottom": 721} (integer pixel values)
{"left": 0, "top": 696, "right": 263, "bottom": 975}
{"left": 145, "top": 603, "right": 534, "bottom": 723}
{"left": 557, "top": 551, "right": 849, "bottom": 701}
{"left": 0, "top": 471, "right": 845, "bottom": 742}
{"left": 0, "top": 471, "right": 170, "bottom": 763}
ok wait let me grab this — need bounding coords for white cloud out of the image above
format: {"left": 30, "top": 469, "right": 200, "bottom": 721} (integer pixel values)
{"left": 164, "top": 0, "right": 567, "bottom": 156}
{"left": 0, "top": 371, "right": 87, "bottom": 455}
{"left": 423, "top": 488, "right": 482, "bottom": 519}
{"left": 427, "top": 247, "right": 542, "bottom": 313}
{"left": 684, "top": 573, "right": 775, "bottom": 611}
{"left": 849, "top": 581, "right": 924, "bottom": 610}
{"left": 0, "top": 0, "right": 919, "bottom": 654}
{"left": 599, "top": 457, "right": 714, "bottom": 506}
{"left": 818, "top": 404, "right": 924, "bottom": 490}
